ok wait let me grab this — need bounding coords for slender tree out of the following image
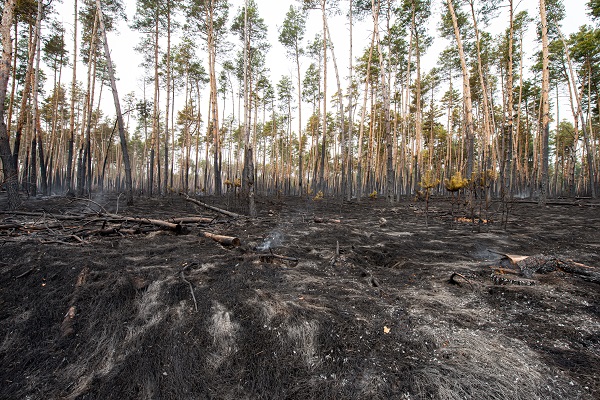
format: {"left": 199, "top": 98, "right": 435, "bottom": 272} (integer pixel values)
{"left": 279, "top": 5, "right": 306, "bottom": 195}
{"left": 187, "top": 0, "right": 230, "bottom": 195}
{"left": 96, "top": 0, "right": 134, "bottom": 205}
{"left": 232, "top": 0, "right": 269, "bottom": 216}
{"left": 445, "top": 0, "right": 475, "bottom": 178}
{"left": 65, "top": 0, "right": 78, "bottom": 196}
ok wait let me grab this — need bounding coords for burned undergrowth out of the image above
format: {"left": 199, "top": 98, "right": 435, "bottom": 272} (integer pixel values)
{"left": 0, "top": 194, "right": 599, "bottom": 399}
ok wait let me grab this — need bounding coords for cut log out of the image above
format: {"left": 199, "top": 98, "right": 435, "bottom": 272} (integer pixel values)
{"left": 184, "top": 196, "right": 244, "bottom": 218}
{"left": 203, "top": 232, "right": 241, "bottom": 246}
{"left": 101, "top": 213, "right": 187, "bottom": 233}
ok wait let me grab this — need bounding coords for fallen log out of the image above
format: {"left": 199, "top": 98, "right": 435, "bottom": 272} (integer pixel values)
{"left": 185, "top": 196, "right": 244, "bottom": 218}
{"left": 0, "top": 210, "right": 94, "bottom": 220}
{"left": 168, "top": 216, "right": 216, "bottom": 224}
{"left": 101, "top": 213, "right": 187, "bottom": 233}
{"left": 203, "top": 232, "right": 241, "bottom": 246}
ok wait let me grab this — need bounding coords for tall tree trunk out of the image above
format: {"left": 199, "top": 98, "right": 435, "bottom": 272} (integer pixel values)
{"left": 469, "top": 1, "right": 493, "bottom": 175}
{"left": 324, "top": 19, "right": 346, "bottom": 200}
{"left": 33, "top": 0, "right": 47, "bottom": 195}
{"left": 66, "top": 0, "right": 78, "bottom": 196}
{"left": 208, "top": 5, "right": 222, "bottom": 196}
{"left": 296, "top": 26, "right": 303, "bottom": 196}
{"left": 371, "top": 0, "right": 393, "bottom": 202}
{"left": 12, "top": 21, "right": 38, "bottom": 175}
{"left": 356, "top": 32, "right": 376, "bottom": 202}
{"left": 538, "top": 0, "right": 550, "bottom": 205}
{"left": 0, "top": 0, "right": 20, "bottom": 209}
{"left": 319, "top": 0, "right": 327, "bottom": 192}
{"left": 163, "top": 5, "right": 171, "bottom": 195}
{"left": 96, "top": 0, "right": 133, "bottom": 205}
{"left": 149, "top": 8, "right": 159, "bottom": 197}
{"left": 346, "top": 0, "right": 353, "bottom": 200}
{"left": 411, "top": 1, "right": 423, "bottom": 190}
{"left": 505, "top": 0, "right": 514, "bottom": 193}
{"left": 582, "top": 63, "right": 597, "bottom": 197}
{"left": 556, "top": 26, "right": 595, "bottom": 198}
{"left": 242, "top": 0, "right": 256, "bottom": 216}
{"left": 446, "top": 0, "right": 475, "bottom": 178}
{"left": 6, "top": 22, "right": 16, "bottom": 139}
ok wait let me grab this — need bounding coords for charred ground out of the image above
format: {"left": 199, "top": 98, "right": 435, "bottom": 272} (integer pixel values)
{"left": 0, "top": 194, "right": 599, "bottom": 399}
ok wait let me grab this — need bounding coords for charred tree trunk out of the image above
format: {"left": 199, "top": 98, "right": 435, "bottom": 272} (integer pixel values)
{"left": 0, "top": 0, "right": 20, "bottom": 209}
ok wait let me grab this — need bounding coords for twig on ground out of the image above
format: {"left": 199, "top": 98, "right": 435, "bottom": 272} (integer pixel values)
{"left": 267, "top": 249, "right": 298, "bottom": 262}
{"left": 15, "top": 267, "right": 35, "bottom": 279}
{"left": 116, "top": 193, "right": 124, "bottom": 215}
{"left": 184, "top": 195, "right": 244, "bottom": 218}
{"left": 449, "top": 272, "right": 474, "bottom": 289}
{"left": 181, "top": 267, "right": 198, "bottom": 312}
{"left": 70, "top": 197, "right": 109, "bottom": 214}
{"left": 70, "top": 235, "right": 85, "bottom": 243}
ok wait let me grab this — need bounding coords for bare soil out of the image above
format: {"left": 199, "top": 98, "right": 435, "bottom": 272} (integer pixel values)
{"left": 1, "top": 194, "right": 599, "bottom": 400}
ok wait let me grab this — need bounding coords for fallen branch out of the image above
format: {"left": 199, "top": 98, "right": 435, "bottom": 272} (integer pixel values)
{"left": 15, "top": 267, "right": 35, "bottom": 279}
{"left": 185, "top": 196, "right": 244, "bottom": 218}
{"left": 260, "top": 251, "right": 299, "bottom": 263}
{"left": 0, "top": 210, "right": 94, "bottom": 220}
{"left": 68, "top": 197, "right": 109, "bottom": 214}
{"left": 0, "top": 223, "right": 23, "bottom": 230}
{"left": 203, "top": 232, "right": 241, "bottom": 246}
{"left": 181, "top": 268, "right": 198, "bottom": 312}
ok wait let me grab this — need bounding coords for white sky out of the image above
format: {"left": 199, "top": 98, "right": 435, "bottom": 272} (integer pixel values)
{"left": 48, "top": 0, "right": 593, "bottom": 130}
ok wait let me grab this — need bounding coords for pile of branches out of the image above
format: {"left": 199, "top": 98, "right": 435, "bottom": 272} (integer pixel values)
{"left": 0, "top": 210, "right": 220, "bottom": 244}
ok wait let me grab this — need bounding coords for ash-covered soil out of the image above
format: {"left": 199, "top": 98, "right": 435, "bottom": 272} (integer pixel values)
{"left": 0, "top": 194, "right": 599, "bottom": 400}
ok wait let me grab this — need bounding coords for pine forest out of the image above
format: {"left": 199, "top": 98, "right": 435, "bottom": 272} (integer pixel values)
{"left": 1, "top": 0, "right": 599, "bottom": 211}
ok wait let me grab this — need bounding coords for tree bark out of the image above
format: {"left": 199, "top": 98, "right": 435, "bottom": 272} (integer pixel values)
{"left": 538, "top": 0, "right": 550, "bottom": 206}
{"left": 0, "top": 0, "right": 20, "bottom": 209}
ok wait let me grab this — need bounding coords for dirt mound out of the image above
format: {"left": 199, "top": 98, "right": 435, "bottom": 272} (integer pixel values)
{"left": 1, "top": 195, "right": 599, "bottom": 399}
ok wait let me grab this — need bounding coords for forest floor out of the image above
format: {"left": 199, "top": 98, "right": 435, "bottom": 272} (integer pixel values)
{"left": 0, "top": 192, "right": 599, "bottom": 400}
